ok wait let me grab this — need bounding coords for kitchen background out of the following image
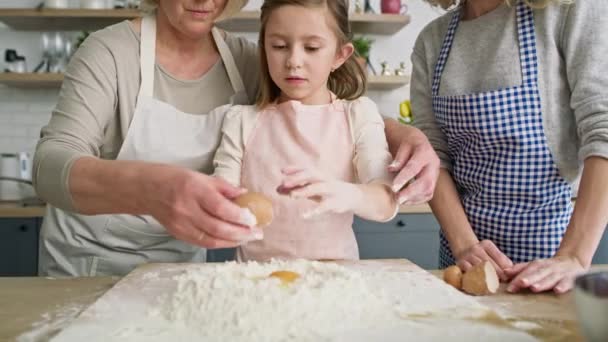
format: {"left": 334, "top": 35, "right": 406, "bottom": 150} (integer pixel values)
{"left": 1, "top": 1, "right": 607, "bottom": 276}
{"left": 0, "top": 0, "right": 444, "bottom": 153}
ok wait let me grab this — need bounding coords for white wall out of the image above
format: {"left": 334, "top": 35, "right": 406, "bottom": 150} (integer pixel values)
{"left": 0, "top": 0, "right": 442, "bottom": 153}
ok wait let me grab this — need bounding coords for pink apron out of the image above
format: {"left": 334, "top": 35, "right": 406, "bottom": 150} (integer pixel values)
{"left": 236, "top": 99, "right": 359, "bottom": 261}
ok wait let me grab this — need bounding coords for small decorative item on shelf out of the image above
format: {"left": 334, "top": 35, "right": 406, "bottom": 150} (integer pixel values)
{"left": 399, "top": 100, "right": 413, "bottom": 124}
{"left": 4, "top": 49, "right": 27, "bottom": 73}
{"left": 394, "top": 62, "right": 407, "bottom": 76}
{"left": 352, "top": 36, "right": 373, "bottom": 73}
{"left": 381, "top": 0, "right": 408, "bottom": 14}
{"left": 380, "top": 61, "right": 392, "bottom": 76}
{"left": 364, "top": 0, "right": 375, "bottom": 13}
{"left": 354, "top": 0, "right": 363, "bottom": 14}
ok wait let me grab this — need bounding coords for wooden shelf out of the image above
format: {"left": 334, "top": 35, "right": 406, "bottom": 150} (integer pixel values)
{"left": 0, "top": 8, "right": 140, "bottom": 31}
{"left": 220, "top": 11, "right": 411, "bottom": 34}
{"left": 0, "top": 73, "right": 64, "bottom": 88}
{"left": 367, "top": 74, "right": 410, "bottom": 90}
{"left": 0, "top": 9, "right": 410, "bottom": 34}
{"left": 0, "top": 73, "right": 410, "bottom": 90}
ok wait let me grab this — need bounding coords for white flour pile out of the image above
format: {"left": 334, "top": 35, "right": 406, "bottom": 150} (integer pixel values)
{"left": 51, "top": 260, "right": 539, "bottom": 341}
{"left": 149, "top": 260, "right": 400, "bottom": 341}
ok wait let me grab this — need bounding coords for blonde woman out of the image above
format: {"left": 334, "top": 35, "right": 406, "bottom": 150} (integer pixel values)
{"left": 412, "top": 0, "right": 608, "bottom": 293}
{"left": 33, "top": 0, "right": 437, "bottom": 276}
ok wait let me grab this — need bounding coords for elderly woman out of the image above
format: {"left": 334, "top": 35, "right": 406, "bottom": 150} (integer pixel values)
{"left": 34, "top": 0, "right": 438, "bottom": 276}
{"left": 412, "top": 0, "right": 608, "bottom": 293}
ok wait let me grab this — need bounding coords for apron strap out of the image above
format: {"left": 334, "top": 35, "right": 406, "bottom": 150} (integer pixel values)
{"left": 431, "top": 10, "right": 460, "bottom": 97}
{"left": 432, "top": 1, "right": 539, "bottom": 96}
{"left": 138, "top": 16, "right": 248, "bottom": 103}
{"left": 138, "top": 14, "right": 157, "bottom": 99}
{"left": 212, "top": 27, "right": 249, "bottom": 102}
{"left": 515, "top": 2, "right": 538, "bottom": 85}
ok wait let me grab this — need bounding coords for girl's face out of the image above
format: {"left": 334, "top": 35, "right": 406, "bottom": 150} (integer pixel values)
{"left": 159, "top": 0, "right": 227, "bottom": 39}
{"left": 264, "top": 5, "right": 354, "bottom": 105}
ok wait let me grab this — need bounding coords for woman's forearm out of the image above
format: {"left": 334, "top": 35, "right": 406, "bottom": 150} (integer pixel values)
{"left": 557, "top": 157, "right": 608, "bottom": 267}
{"left": 353, "top": 182, "right": 398, "bottom": 222}
{"left": 69, "top": 156, "right": 177, "bottom": 215}
{"left": 429, "top": 169, "right": 478, "bottom": 257}
{"left": 383, "top": 118, "right": 425, "bottom": 156}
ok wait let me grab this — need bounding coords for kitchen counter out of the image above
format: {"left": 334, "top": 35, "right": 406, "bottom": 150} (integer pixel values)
{"left": 0, "top": 202, "right": 46, "bottom": 218}
{"left": 0, "top": 203, "right": 436, "bottom": 218}
{"left": 3, "top": 265, "right": 606, "bottom": 341}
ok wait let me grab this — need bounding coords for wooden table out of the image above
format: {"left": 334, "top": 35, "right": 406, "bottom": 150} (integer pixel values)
{"left": 2, "top": 266, "right": 605, "bottom": 341}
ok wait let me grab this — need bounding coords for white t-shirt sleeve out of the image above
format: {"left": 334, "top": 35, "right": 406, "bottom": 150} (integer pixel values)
{"left": 213, "top": 105, "right": 257, "bottom": 186}
{"left": 349, "top": 97, "right": 394, "bottom": 186}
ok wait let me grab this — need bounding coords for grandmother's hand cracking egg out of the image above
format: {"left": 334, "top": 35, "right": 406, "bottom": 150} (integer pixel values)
{"left": 233, "top": 192, "right": 274, "bottom": 227}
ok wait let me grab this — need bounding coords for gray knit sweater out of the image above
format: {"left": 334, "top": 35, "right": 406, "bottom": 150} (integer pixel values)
{"left": 411, "top": 0, "right": 608, "bottom": 184}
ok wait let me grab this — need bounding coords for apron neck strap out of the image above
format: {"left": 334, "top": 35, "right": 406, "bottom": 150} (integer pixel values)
{"left": 138, "top": 15, "right": 249, "bottom": 103}
{"left": 431, "top": 1, "right": 538, "bottom": 96}
{"left": 139, "top": 14, "right": 156, "bottom": 99}
{"left": 211, "top": 27, "right": 248, "bottom": 101}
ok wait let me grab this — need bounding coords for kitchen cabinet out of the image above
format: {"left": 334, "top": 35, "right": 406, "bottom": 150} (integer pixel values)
{"left": 593, "top": 227, "right": 608, "bottom": 264}
{"left": 354, "top": 214, "right": 440, "bottom": 269}
{"left": 0, "top": 218, "right": 40, "bottom": 276}
{"left": 205, "top": 214, "right": 442, "bottom": 269}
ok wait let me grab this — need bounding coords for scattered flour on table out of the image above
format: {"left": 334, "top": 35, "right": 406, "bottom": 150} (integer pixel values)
{"left": 17, "top": 304, "right": 87, "bottom": 342}
{"left": 149, "top": 260, "right": 399, "bottom": 341}
{"left": 51, "top": 260, "right": 539, "bottom": 341}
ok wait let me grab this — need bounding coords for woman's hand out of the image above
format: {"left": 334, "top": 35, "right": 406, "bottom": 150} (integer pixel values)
{"left": 505, "top": 256, "right": 587, "bottom": 294}
{"left": 455, "top": 240, "right": 514, "bottom": 281}
{"left": 384, "top": 119, "right": 440, "bottom": 205}
{"left": 145, "top": 166, "right": 263, "bottom": 249}
{"left": 278, "top": 166, "right": 363, "bottom": 217}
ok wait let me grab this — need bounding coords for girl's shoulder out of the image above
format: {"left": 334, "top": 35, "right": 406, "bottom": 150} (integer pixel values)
{"left": 343, "top": 97, "right": 385, "bottom": 130}
{"left": 344, "top": 97, "right": 382, "bottom": 119}
{"left": 225, "top": 104, "right": 259, "bottom": 120}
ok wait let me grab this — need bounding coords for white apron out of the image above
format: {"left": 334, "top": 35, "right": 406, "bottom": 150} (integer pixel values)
{"left": 38, "top": 15, "right": 249, "bottom": 277}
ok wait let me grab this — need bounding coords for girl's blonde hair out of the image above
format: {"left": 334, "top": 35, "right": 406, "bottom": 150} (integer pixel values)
{"left": 425, "top": 0, "right": 572, "bottom": 10}
{"left": 256, "top": 0, "right": 366, "bottom": 108}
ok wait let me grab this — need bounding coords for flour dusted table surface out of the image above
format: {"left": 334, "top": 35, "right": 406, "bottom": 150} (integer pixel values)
{"left": 2, "top": 260, "right": 604, "bottom": 341}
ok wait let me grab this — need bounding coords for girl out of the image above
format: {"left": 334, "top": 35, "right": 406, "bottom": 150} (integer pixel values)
{"left": 213, "top": 0, "right": 398, "bottom": 261}
{"left": 412, "top": 0, "right": 608, "bottom": 293}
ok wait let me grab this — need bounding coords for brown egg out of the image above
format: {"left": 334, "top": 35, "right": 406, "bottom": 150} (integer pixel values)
{"left": 233, "top": 192, "right": 274, "bottom": 227}
{"left": 269, "top": 270, "right": 300, "bottom": 285}
{"left": 443, "top": 265, "right": 463, "bottom": 289}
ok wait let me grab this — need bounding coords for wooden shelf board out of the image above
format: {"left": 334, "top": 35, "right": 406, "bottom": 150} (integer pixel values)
{"left": 367, "top": 74, "right": 410, "bottom": 90}
{"left": 0, "top": 9, "right": 410, "bottom": 34}
{"left": 0, "top": 8, "right": 140, "bottom": 30}
{"left": 0, "top": 73, "right": 64, "bottom": 88}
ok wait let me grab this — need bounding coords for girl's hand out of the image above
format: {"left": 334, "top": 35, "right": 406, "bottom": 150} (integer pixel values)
{"left": 455, "top": 240, "right": 514, "bottom": 281}
{"left": 278, "top": 166, "right": 363, "bottom": 217}
{"left": 505, "top": 256, "right": 587, "bottom": 294}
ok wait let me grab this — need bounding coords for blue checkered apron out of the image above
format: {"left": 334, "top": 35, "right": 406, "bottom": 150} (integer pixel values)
{"left": 432, "top": 2, "right": 573, "bottom": 268}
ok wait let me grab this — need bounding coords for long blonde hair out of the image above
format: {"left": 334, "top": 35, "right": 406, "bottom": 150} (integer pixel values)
{"left": 425, "top": 0, "right": 573, "bottom": 10}
{"left": 256, "top": 0, "right": 366, "bottom": 108}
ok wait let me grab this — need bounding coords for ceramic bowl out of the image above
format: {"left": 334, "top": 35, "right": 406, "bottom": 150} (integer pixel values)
{"left": 574, "top": 271, "right": 608, "bottom": 342}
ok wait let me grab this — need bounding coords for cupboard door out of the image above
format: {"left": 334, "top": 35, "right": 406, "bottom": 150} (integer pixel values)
{"left": 592, "top": 226, "right": 608, "bottom": 265}
{"left": 0, "top": 218, "right": 39, "bottom": 276}
{"left": 354, "top": 214, "right": 440, "bottom": 269}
